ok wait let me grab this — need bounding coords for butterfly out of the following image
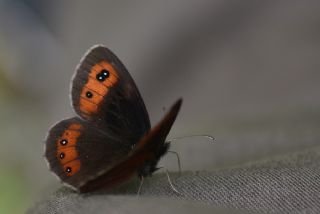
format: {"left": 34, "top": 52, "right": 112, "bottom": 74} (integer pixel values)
{"left": 44, "top": 45, "right": 182, "bottom": 193}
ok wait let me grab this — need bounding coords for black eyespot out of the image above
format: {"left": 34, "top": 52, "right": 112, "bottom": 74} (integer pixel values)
{"left": 86, "top": 91, "right": 93, "bottom": 98}
{"left": 60, "top": 139, "right": 68, "bottom": 146}
{"left": 59, "top": 153, "right": 65, "bottom": 159}
{"left": 96, "top": 69, "right": 109, "bottom": 82}
{"left": 66, "top": 167, "right": 72, "bottom": 173}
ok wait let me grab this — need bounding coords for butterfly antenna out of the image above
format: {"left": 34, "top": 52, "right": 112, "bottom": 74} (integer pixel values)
{"left": 158, "top": 166, "right": 181, "bottom": 195}
{"left": 167, "top": 134, "right": 215, "bottom": 144}
{"left": 167, "top": 151, "right": 182, "bottom": 175}
{"left": 137, "top": 176, "right": 144, "bottom": 195}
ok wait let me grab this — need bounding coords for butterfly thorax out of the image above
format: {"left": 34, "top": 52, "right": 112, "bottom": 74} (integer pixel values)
{"left": 137, "top": 141, "right": 170, "bottom": 177}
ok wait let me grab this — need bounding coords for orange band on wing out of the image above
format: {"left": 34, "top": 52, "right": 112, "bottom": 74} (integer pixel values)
{"left": 63, "top": 160, "right": 81, "bottom": 177}
{"left": 57, "top": 123, "right": 82, "bottom": 176}
{"left": 79, "top": 61, "right": 118, "bottom": 117}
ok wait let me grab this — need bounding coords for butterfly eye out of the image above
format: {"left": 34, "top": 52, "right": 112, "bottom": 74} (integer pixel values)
{"left": 86, "top": 91, "right": 93, "bottom": 98}
{"left": 96, "top": 69, "right": 109, "bottom": 82}
{"left": 60, "top": 139, "right": 68, "bottom": 146}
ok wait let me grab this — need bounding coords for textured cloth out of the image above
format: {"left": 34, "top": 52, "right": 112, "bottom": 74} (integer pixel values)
{"left": 29, "top": 146, "right": 320, "bottom": 214}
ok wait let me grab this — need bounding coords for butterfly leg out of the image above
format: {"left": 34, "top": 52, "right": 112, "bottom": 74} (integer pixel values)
{"left": 167, "top": 150, "right": 182, "bottom": 175}
{"left": 157, "top": 166, "right": 181, "bottom": 195}
{"left": 137, "top": 175, "right": 144, "bottom": 195}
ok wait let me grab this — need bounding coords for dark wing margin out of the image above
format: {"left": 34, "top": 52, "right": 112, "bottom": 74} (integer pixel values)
{"left": 79, "top": 99, "right": 182, "bottom": 193}
{"left": 71, "top": 45, "right": 151, "bottom": 145}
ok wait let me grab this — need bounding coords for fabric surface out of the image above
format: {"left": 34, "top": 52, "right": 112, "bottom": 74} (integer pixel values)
{"left": 29, "top": 145, "right": 320, "bottom": 214}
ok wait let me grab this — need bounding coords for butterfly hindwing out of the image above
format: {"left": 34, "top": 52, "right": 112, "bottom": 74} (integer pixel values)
{"left": 45, "top": 117, "right": 133, "bottom": 189}
{"left": 71, "top": 45, "right": 150, "bottom": 145}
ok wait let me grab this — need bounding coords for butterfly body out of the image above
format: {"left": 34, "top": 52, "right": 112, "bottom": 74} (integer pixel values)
{"left": 45, "top": 45, "right": 182, "bottom": 193}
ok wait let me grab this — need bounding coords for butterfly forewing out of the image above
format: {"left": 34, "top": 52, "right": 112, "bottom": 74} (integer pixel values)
{"left": 71, "top": 46, "right": 150, "bottom": 145}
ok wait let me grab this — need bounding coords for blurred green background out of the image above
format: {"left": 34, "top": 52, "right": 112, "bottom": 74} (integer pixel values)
{"left": 0, "top": 0, "right": 320, "bottom": 213}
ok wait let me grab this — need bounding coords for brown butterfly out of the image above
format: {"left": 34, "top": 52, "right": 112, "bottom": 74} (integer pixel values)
{"left": 44, "top": 45, "right": 182, "bottom": 193}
